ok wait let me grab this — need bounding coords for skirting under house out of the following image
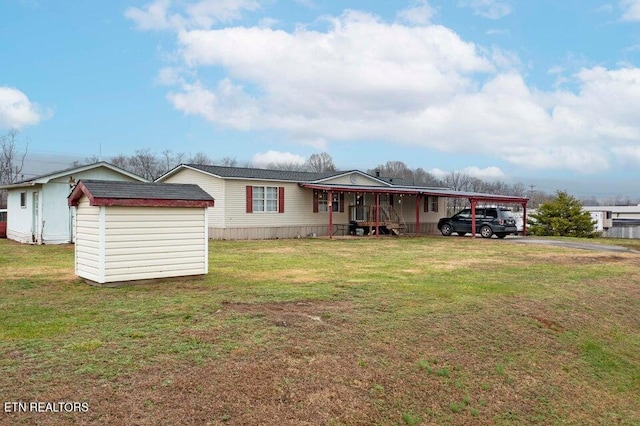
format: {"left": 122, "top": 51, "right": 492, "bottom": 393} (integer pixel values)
{"left": 68, "top": 180, "right": 214, "bottom": 285}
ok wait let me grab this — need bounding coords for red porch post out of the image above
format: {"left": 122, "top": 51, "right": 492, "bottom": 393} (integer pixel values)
{"left": 328, "top": 190, "right": 334, "bottom": 239}
{"left": 375, "top": 192, "right": 380, "bottom": 239}
{"left": 470, "top": 198, "right": 477, "bottom": 239}
{"left": 416, "top": 194, "right": 421, "bottom": 235}
{"left": 522, "top": 202, "right": 527, "bottom": 237}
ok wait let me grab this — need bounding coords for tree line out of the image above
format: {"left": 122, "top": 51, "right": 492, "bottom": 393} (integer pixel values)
{"left": 0, "top": 130, "right": 632, "bottom": 210}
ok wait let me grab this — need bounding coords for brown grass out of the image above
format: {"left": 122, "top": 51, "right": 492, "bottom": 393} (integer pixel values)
{"left": 1, "top": 237, "right": 638, "bottom": 425}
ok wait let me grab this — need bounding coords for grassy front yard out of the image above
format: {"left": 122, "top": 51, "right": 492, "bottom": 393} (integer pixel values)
{"left": 1, "top": 237, "right": 639, "bottom": 425}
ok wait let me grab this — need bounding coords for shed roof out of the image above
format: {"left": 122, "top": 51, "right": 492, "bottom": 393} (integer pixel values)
{"left": 68, "top": 180, "right": 215, "bottom": 208}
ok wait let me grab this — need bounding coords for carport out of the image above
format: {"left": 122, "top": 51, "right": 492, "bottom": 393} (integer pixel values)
{"left": 299, "top": 183, "right": 529, "bottom": 239}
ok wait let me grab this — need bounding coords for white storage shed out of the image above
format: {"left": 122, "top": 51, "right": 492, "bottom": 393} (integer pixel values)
{"left": 68, "top": 180, "right": 215, "bottom": 285}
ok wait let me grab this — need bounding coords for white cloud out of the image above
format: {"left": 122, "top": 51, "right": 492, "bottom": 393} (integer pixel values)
{"left": 125, "top": 0, "right": 173, "bottom": 30}
{"left": 133, "top": 6, "right": 640, "bottom": 174}
{"left": 397, "top": 0, "right": 437, "bottom": 25}
{"left": 125, "top": 0, "right": 260, "bottom": 31}
{"left": 458, "top": 0, "right": 512, "bottom": 19}
{"left": 611, "top": 145, "right": 640, "bottom": 165}
{"left": 252, "top": 150, "right": 306, "bottom": 167}
{"left": 0, "top": 86, "right": 46, "bottom": 129}
{"left": 620, "top": 0, "right": 640, "bottom": 21}
{"left": 462, "top": 166, "right": 505, "bottom": 179}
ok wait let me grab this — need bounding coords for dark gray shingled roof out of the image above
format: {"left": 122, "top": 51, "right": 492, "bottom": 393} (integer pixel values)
{"left": 76, "top": 180, "right": 214, "bottom": 201}
{"left": 185, "top": 164, "right": 350, "bottom": 182}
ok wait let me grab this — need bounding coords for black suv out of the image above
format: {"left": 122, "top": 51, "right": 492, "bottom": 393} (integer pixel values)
{"left": 437, "top": 207, "right": 517, "bottom": 239}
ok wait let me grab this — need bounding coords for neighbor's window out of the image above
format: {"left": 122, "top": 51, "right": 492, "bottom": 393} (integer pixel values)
{"left": 252, "top": 186, "right": 279, "bottom": 213}
{"left": 20, "top": 192, "right": 27, "bottom": 208}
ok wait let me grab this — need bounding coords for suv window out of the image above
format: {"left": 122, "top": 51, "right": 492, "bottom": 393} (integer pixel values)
{"left": 500, "top": 209, "right": 515, "bottom": 219}
{"left": 454, "top": 209, "right": 471, "bottom": 219}
{"left": 484, "top": 209, "right": 497, "bottom": 219}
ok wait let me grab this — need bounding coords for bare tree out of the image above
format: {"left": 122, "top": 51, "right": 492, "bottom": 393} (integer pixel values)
{"left": 159, "top": 150, "right": 185, "bottom": 176}
{"left": 0, "top": 130, "right": 28, "bottom": 184}
{"left": 443, "top": 171, "right": 471, "bottom": 214}
{"left": 305, "top": 152, "right": 336, "bottom": 172}
{"left": 413, "top": 168, "right": 442, "bottom": 186}
{"left": 109, "top": 154, "right": 129, "bottom": 171}
{"left": 369, "top": 161, "right": 413, "bottom": 180}
{"left": 266, "top": 161, "right": 306, "bottom": 171}
{"left": 188, "top": 152, "right": 213, "bottom": 165}
{"left": 0, "top": 129, "right": 28, "bottom": 207}
{"left": 129, "top": 149, "right": 159, "bottom": 180}
{"left": 219, "top": 156, "right": 237, "bottom": 167}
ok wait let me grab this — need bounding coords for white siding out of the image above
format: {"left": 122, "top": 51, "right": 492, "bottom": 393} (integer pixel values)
{"left": 161, "top": 168, "right": 224, "bottom": 228}
{"left": 75, "top": 197, "right": 101, "bottom": 282}
{"left": 102, "top": 207, "right": 207, "bottom": 283}
{"left": 6, "top": 187, "right": 42, "bottom": 244}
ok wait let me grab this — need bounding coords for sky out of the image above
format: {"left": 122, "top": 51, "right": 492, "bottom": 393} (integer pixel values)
{"left": 2, "top": 0, "right": 640, "bottom": 199}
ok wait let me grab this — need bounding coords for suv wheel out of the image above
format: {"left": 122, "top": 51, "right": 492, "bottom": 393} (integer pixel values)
{"left": 480, "top": 225, "right": 493, "bottom": 238}
{"left": 440, "top": 223, "right": 453, "bottom": 236}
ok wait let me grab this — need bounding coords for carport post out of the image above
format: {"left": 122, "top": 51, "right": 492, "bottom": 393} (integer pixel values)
{"left": 470, "top": 198, "right": 478, "bottom": 239}
{"left": 522, "top": 202, "right": 527, "bottom": 237}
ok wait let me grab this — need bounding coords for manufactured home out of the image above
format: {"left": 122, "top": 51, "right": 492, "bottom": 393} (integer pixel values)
{"left": 158, "top": 164, "right": 529, "bottom": 240}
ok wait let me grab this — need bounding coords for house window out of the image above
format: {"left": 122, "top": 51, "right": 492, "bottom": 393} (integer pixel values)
{"left": 424, "top": 195, "right": 439, "bottom": 212}
{"left": 246, "top": 186, "right": 284, "bottom": 213}
{"left": 332, "top": 192, "right": 340, "bottom": 212}
{"left": 313, "top": 191, "right": 345, "bottom": 213}
{"left": 253, "top": 186, "right": 278, "bottom": 212}
{"left": 317, "top": 191, "right": 329, "bottom": 213}
{"left": 20, "top": 192, "right": 27, "bottom": 208}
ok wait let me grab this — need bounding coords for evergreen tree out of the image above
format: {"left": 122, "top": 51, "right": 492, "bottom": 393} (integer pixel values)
{"left": 528, "top": 191, "right": 598, "bottom": 237}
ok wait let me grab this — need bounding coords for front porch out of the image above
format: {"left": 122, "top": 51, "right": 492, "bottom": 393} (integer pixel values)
{"left": 299, "top": 183, "right": 530, "bottom": 240}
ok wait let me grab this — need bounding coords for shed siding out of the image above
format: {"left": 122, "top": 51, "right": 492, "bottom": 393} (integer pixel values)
{"left": 102, "top": 207, "right": 206, "bottom": 283}
{"left": 161, "top": 168, "right": 224, "bottom": 227}
{"left": 75, "top": 197, "right": 101, "bottom": 282}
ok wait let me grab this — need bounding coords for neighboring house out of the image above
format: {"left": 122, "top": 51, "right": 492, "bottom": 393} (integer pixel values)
{"left": 157, "top": 164, "right": 529, "bottom": 240}
{"left": 583, "top": 205, "right": 640, "bottom": 238}
{"left": 583, "top": 205, "right": 640, "bottom": 220}
{"left": 0, "top": 162, "right": 147, "bottom": 244}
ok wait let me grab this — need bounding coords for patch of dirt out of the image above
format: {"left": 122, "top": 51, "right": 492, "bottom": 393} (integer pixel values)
{"left": 217, "top": 300, "right": 354, "bottom": 328}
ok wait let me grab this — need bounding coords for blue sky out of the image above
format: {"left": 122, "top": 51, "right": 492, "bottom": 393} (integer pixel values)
{"left": 2, "top": 0, "right": 640, "bottom": 198}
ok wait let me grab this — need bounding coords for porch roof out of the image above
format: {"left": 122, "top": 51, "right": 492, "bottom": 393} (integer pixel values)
{"left": 298, "top": 183, "right": 529, "bottom": 205}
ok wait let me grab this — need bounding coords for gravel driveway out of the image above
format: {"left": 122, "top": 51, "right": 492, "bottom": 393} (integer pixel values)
{"left": 509, "top": 238, "right": 639, "bottom": 253}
